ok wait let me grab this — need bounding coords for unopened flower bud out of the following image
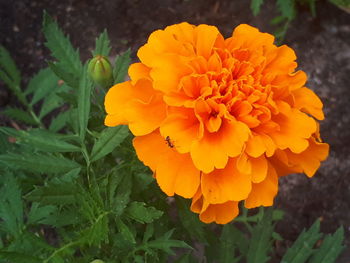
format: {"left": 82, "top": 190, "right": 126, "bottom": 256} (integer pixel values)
{"left": 90, "top": 260, "right": 105, "bottom": 263}
{"left": 88, "top": 55, "right": 113, "bottom": 88}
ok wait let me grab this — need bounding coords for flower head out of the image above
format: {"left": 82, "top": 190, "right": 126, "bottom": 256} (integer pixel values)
{"left": 88, "top": 55, "right": 113, "bottom": 87}
{"left": 104, "top": 23, "right": 329, "bottom": 224}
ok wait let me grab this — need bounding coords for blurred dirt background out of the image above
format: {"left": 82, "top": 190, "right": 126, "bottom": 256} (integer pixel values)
{"left": 0, "top": 0, "right": 349, "bottom": 261}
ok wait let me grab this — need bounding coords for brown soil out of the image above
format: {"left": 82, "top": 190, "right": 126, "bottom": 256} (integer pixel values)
{"left": 0, "top": 0, "right": 349, "bottom": 261}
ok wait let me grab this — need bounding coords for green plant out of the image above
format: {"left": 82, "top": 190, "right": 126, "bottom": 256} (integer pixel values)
{"left": 250, "top": 0, "right": 317, "bottom": 41}
{"left": 0, "top": 12, "right": 345, "bottom": 263}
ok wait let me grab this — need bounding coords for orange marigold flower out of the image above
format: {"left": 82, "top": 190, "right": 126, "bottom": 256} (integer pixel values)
{"left": 104, "top": 23, "right": 329, "bottom": 224}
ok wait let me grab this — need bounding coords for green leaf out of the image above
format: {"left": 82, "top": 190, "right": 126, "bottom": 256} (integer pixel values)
{"left": 90, "top": 126, "right": 129, "bottom": 162}
{"left": 270, "top": 15, "right": 287, "bottom": 25}
{"left": 309, "top": 0, "right": 317, "bottom": 17}
{"left": 27, "top": 202, "right": 57, "bottom": 225}
{"left": 219, "top": 224, "right": 241, "bottom": 263}
{"left": 116, "top": 218, "right": 136, "bottom": 244}
{"left": 26, "top": 68, "right": 59, "bottom": 105}
{"left": 176, "top": 197, "right": 207, "bottom": 242}
{"left": 93, "top": 29, "right": 111, "bottom": 57}
{"left": 26, "top": 169, "right": 80, "bottom": 205}
{"left": 49, "top": 110, "right": 71, "bottom": 132}
{"left": 3, "top": 107, "right": 37, "bottom": 125}
{"left": 42, "top": 12, "right": 82, "bottom": 76}
{"left": 251, "top": 0, "right": 265, "bottom": 16}
{"left": 0, "top": 127, "right": 80, "bottom": 152}
{"left": 146, "top": 229, "right": 192, "bottom": 255}
{"left": 0, "top": 153, "right": 80, "bottom": 174}
{"left": 125, "top": 202, "right": 163, "bottom": 224}
{"left": 0, "top": 132, "right": 12, "bottom": 154}
{"left": 77, "top": 64, "right": 93, "bottom": 141}
{"left": 0, "top": 173, "right": 23, "bottom": 237}
{"left": 0, "top": 46, "right": 20, "bottom": 86}
{"left": 276, "top": 0, "right": 296, "bottom": 20}
{"left": 38, "top": 84, "right": 70, "bottom": 119}
{"left": 0, "top": 46, "right": 25, "bottom": 105}
{"left": 82, "top": 211, "right": 109, "bottom": 246}
{"left": 48, "top": 61, "right": 79, "bottom": 88}
{"left": 246, "top": 209, "right": 274, "bottom": 263}
{"left": 281, "top": 220, "right": 322, "bottom": 263}
{"left": 108, "top": 168, "right": 132, "bottom": 216}
{"left": 309, "top": 226, "right": 345, "bottom": 263}
{"left": 143, "top": 223, "right": 154, "bottom": 243}
{"left": 0, "top": 45, "right": 21, "bottom": 87}
{"left": 0, "top": 251, "right": 42, "bottom": 263}
{"left": 113, "top": 49, "right": 131, "bottom": 84}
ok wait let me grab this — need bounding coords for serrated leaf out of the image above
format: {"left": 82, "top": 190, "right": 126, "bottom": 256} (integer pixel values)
{"left": 251, "top": 0, "right": 265, "bottom": 16}
{"left": 40, "top": 207, "right": 82, "bottom": 227}
{"left": 3, "top": 107, "right": 37, "bottom": 125}
{"left": 39, "top": 84, "right": 70, "bottom": 119}
{"left": 0, "top": 153, "right": 80, "bottom": 174}
{"left": 0, "top": 46, "right": 25, "bottom": 105}
{"left": 90, "top": 126, "right": 129, "bottom": 162}
{"left": 219, "top": 224, "right": 241, "bottom": 263}
{"left": 77, "top": 64, "right": 93, "bottom": 141}
{"left": 0, "top": 127, "right": 80, "bottom": 152}
{"left": 93, "top": 29, "right": 111, "bottom": 57}
{"left": 276, "top": 0, "right": 296, "bottom": 20}
{"left": 42, "top": 12, "right": 82, "bottom": 75}
{"left": 246, "top": 210, "right": 274, "bottom": 263}
{"left": 0, "top": 173, "right": 23, "bottom": 237}
{"left": 0, "top": 45, "right": 21, "bottom": 87}
{"left": 82, "top": 211, "right": 109, "bottom": 246}
{"left": 281, "top": 220, "right": 322, "bottom": 263}
{"left": 26, "top": 168, "right": 80, "bottom": 205}
{"left": 27, "top": 202, "right": 56, "bottom": 225}
{"left": 108, "top": 169, "right": 132, "bottom": 216}
{"left": 0, "top": 251, "right": 42, "bottom": 263}
{"left": 0, "top": 132, "right": 12, "bottom": 154}
{"left": 146, "top": 229, "right": 192, "bottom": 255}
{"left": 116, "top": 218, "right": 136, "bottom": 244}
{"left": 270, "top": 15, "right": 287, "bottom": 25}
{"left": 309, "top": 226, "right": 345, "bottom": 263}
{"left": 48, "top": 61, "right": 79, "bottom": 88}
{"left": 26, "top": 68, "right": 59, "bottom": 105}
{"left": 0, "top": 46, "right": 20, "bottom": 85}
{"left": 113, "top": 49, "right": 131, "bottom": 84}
{"left": 176, "top": 197, "right": 207, "bottom": 242}
{"left": 49, "top": 110, "right": 71, "bottom": 132}
{"left": 125, "top": 201, "right": 163, "bottom": 224}
{"left": 143, "top": 223, "right": 154, "bottom": 243}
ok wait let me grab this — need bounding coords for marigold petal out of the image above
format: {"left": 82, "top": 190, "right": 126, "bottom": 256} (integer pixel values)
{"left": 149, "top": 54, "right": 192, "bottom": 93}
{"left": 201, "top": 158, "right": 252, "bottom": 203}
{"left": 264, "top": 45, "right": 297, "bottom": 74}
{"left": 160, "top": 108, "right": 203, "bottom": 153}
{"left": 104, "top": 114, "right": 127, "bottom": 127}
{"left": 133, "top": 131, "right": 200, "bottom": 198}
{"left": 125, "top": 94, "right": 167, "bottom": 136}
{"left": 104, "top": 81, "right": 133, "bottom": 116}
{"left": 245, "top": 162, "right": 278, "bottom": 208}
{"left": 199, "top": 201, "right": 239, "bottom": 224}
{"left": 195, "top": 24, "right": 220, "bottom": 59}
{"left": 191, "top": 120, "right": 250, "bottom": 173}
{"left": 292, "top": 87, "right": 324, "bottom": 120}
{"left": 285, "top": 138, "right": 329, "bottom": 178}
{"left": 228, "top": 24, "right": 275, "bottom": 50}
{"left": 128, "top": 62, "right": 151, "bottom": 84}
{"left": 250, "top": 155, "right": 268, "bottom": 183}
{"left": 270, "top": 102, "right": 317, "bottom": 153}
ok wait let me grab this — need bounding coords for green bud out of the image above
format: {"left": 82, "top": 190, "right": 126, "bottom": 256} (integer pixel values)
{"left": 90, "top": 260, "right": 105, "bottom": 263}
{"left": 88, "top": 55, "right": 113, "bottom": 88}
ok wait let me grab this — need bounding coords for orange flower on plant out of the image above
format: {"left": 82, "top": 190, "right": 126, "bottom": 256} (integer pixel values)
{"left": 104, "top": 23, "right": 329, "bottom": 224}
